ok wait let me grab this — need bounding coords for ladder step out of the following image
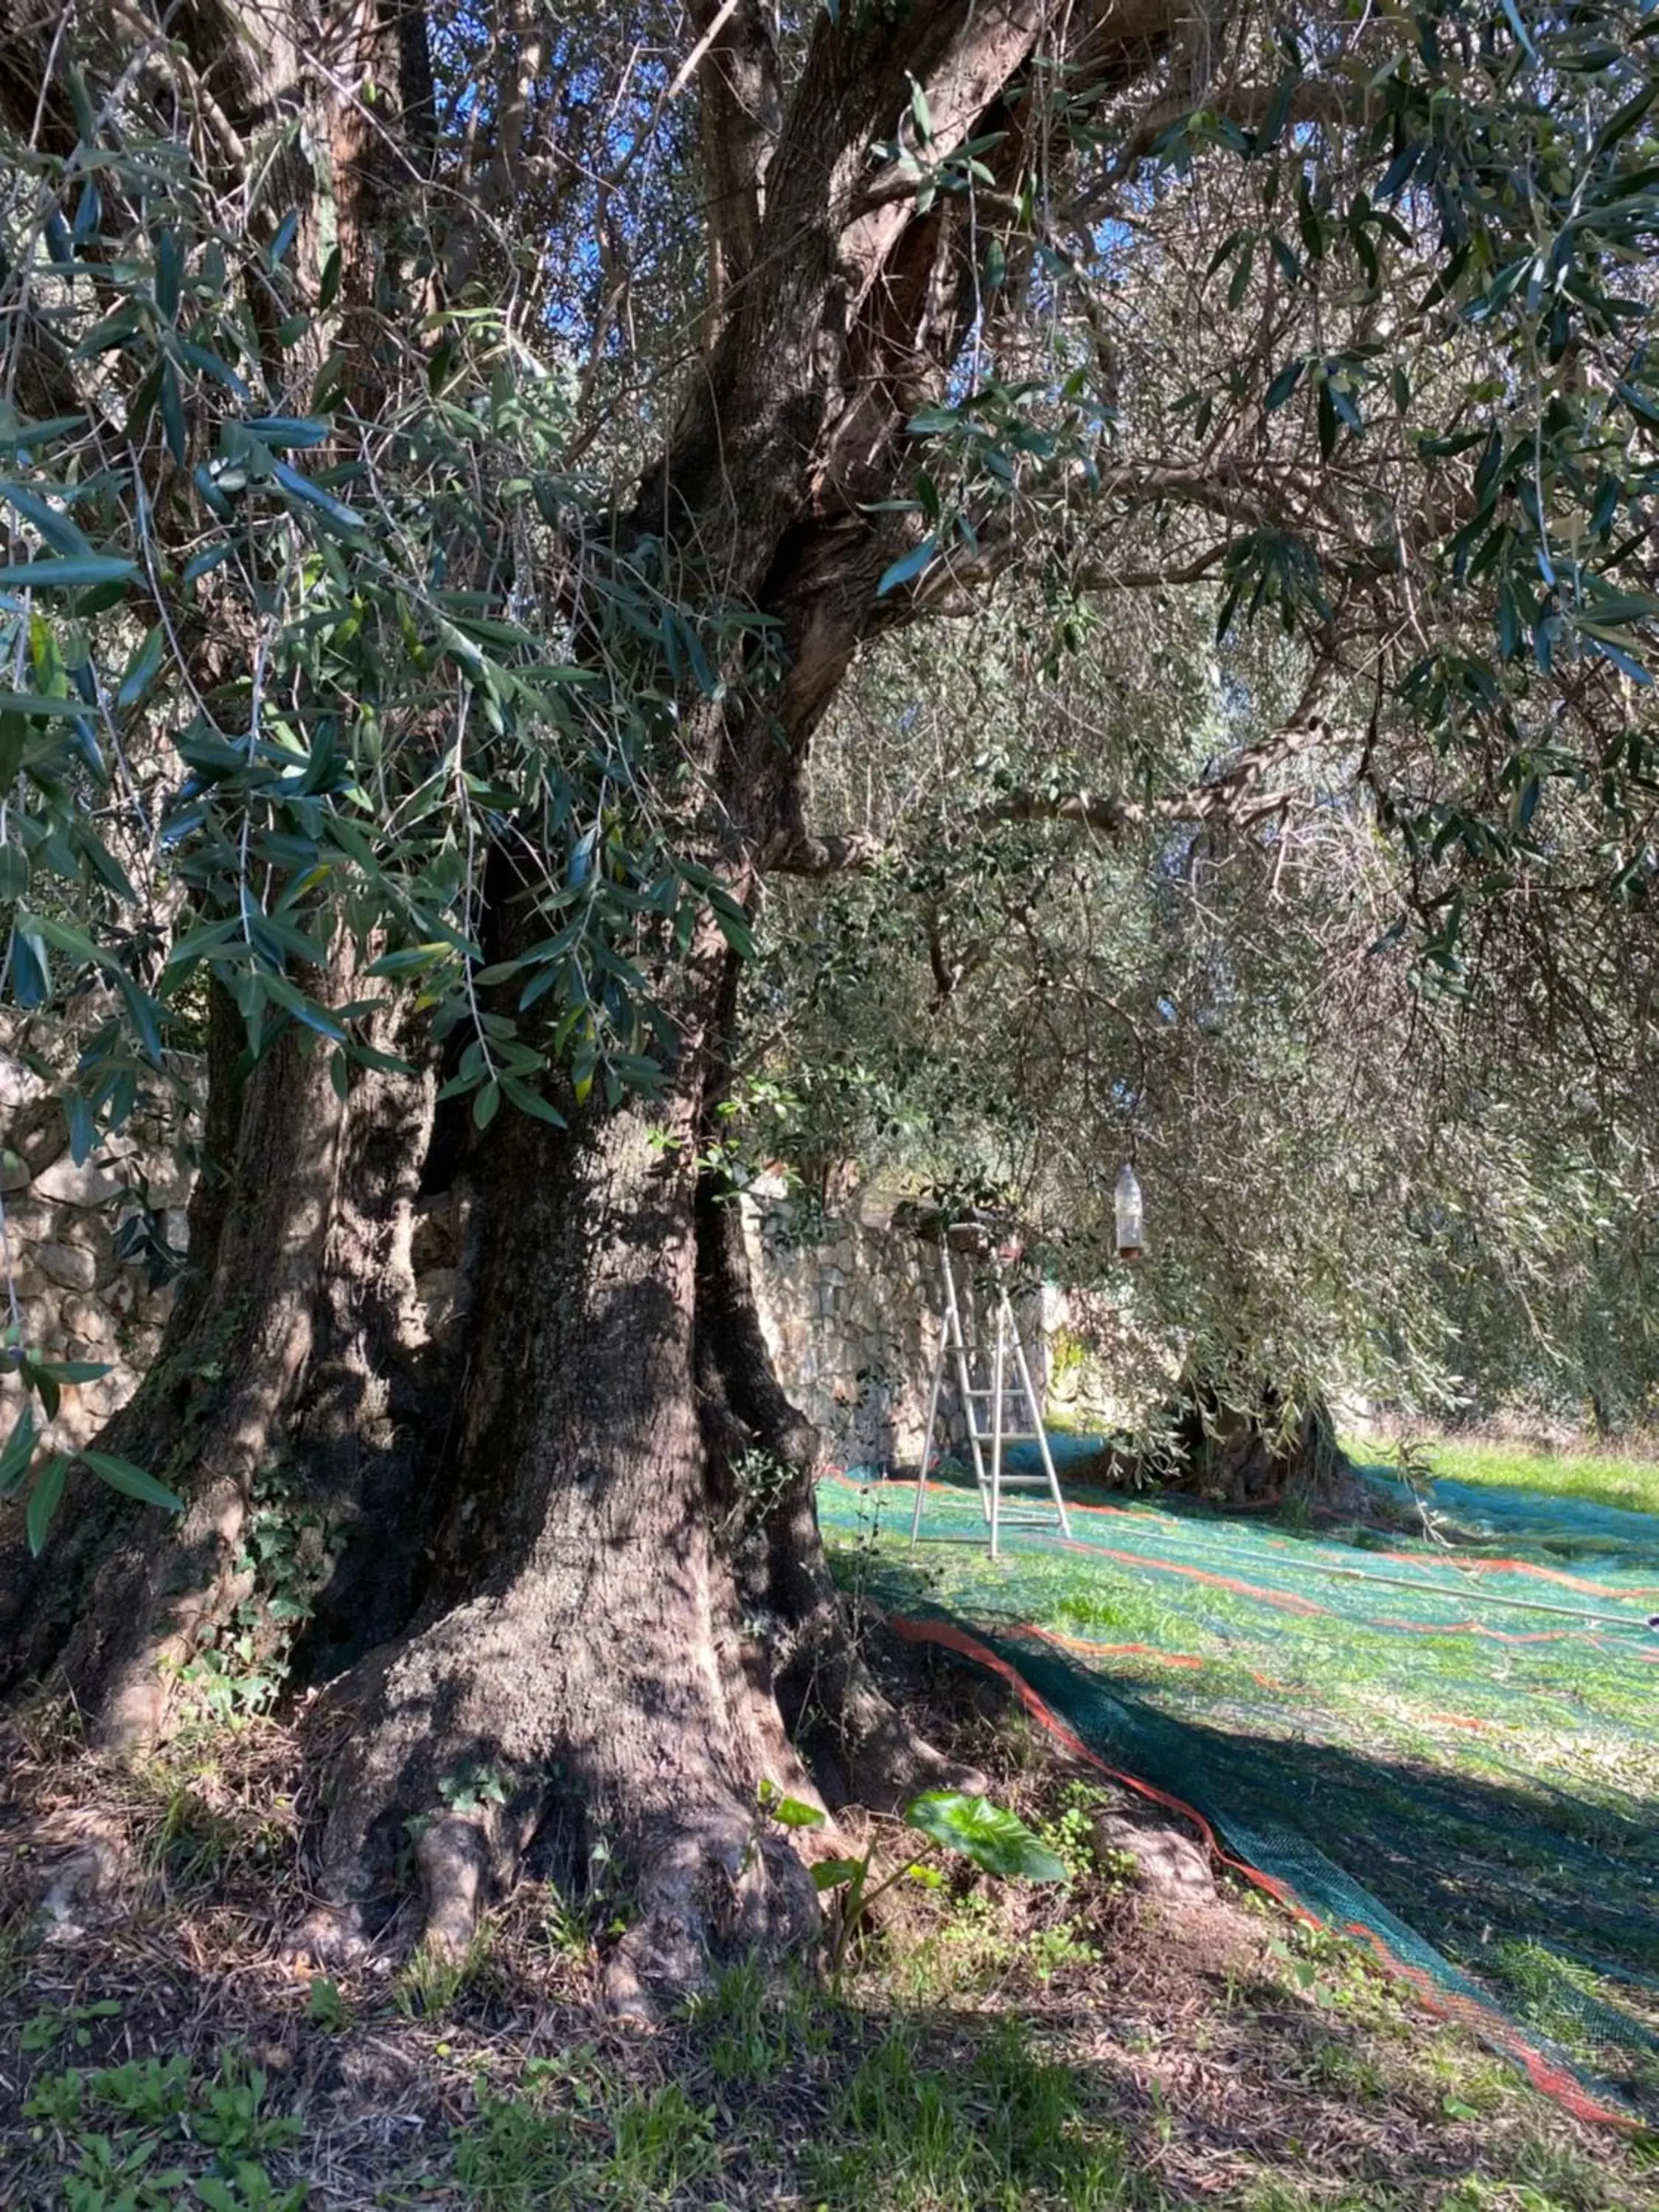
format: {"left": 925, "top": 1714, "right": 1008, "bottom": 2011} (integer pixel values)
{"left": 912, "top": 1248, "right": 1067, "bottom": 1556}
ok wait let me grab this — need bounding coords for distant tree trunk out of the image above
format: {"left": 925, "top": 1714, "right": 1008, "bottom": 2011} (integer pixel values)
{"left": 1163, "top": 1382, "right": 1354, "bottom": 1512}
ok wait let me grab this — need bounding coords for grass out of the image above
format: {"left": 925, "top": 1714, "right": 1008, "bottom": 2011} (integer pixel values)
{"left": 4, "top": 1703, "right": 1658, "bottom": 2212}
{"left": 455, "top": 2011, "right": 1138, "bottom": 2211}
{"left": 821, "top": 1453, "right": 1659, "bottom": 2126}
{"left": 4, "top": 1690, "right": 1659, "bottom": 2211}
{"left": 4, "top": 1457, "right": 1659, "bottom": 2210}
{"left": 798, "top": 2014, "right": 1137, "bottom": 2211}
{"left": 456, "top": 2065, "right": 719, "bottom": 2208}
{"left": 1399, "top": 1436, "right": 1659, "bottom": 1519}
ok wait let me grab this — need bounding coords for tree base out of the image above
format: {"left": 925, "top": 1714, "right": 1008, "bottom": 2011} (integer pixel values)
{"left": 1071, "top": 1388, "right": 1358, "bottom": 1513}
{"left": 0, "top": 1005, "right": 973, "bottom": 2001}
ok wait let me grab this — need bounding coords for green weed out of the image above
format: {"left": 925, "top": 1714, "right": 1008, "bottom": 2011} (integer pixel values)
{"left": 305, "top": 1973, "right": 349, "bottom": 2031}
{"left": 19, "top": 1997, "right": 122, "bottom": 2053}
{"left": 394, "top": 1930, "right": 489, "bottom": 2020}
{"left": 534, "top": 1882, "right": 595, "bottom": 1968}
{"left": 1029, "top": 1919, "right": 1103, "bottom": 1982}
{"left": 19, "top": 2047, "right": 305, "bottom": 2211}
{"left": 799, "top": 2014, "right": 1135, "bottom": 2210}
{"left": 80, "top": 2054, "right": 193, "bottom": 2127}
{"left": 1036, "top": 1778, "right": 1116, "bottom": 1880}
{"left": 55, "top": 2126, "right": 192, "bottom": 2210}
{"left": 190, "top": 2056, "right": 305, "bottom": 2163}
{"left": 452, "top": 2083, "right": 579, "bottom": 2208}
{"left": 453, "top": 2061, "right": 717, "bottom": 2208}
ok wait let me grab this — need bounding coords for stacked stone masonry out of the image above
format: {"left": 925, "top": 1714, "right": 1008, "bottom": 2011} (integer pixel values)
{"left": 4, "top": 1026, "right": 1070, "bottom": 1471}
{"left": 1, "top": 1044, "right": 195, "bottom": 1455}
{"left": 737, "top": 1189, "right": 1057, "bottom": 1470}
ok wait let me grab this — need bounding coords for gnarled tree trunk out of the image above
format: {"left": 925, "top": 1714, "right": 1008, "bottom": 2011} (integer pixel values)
{"left": 3, "top": 929, "right": 947, "bottom": 2000}
{"left": 1160, "top": 1380, "right": 1354, "bottom": 1512}
{"left": 1, "top": 0, "right": 1193, "bottom": 1993}
{"left": 305, "top": 934, "right": 824, "bottom": 1992}
{"left": 0, "top": 981, "right": 440, "bottom": 1731}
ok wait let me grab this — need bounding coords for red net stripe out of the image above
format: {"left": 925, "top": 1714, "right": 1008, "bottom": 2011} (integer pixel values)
{"left": 887, "top": 1612, "right": 1640, "bottom": 2134}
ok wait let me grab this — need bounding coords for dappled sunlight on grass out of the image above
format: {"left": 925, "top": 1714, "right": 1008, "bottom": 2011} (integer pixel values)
{"left": 822, "top": 1459, "right": 1659, "bottom": 2126}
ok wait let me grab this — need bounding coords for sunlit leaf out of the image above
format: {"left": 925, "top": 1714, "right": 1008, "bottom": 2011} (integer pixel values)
{"left": 79, "top": 1450, "right": 184, "bottom": 1512}
{"left": 905, "top": 1794, "right": 1066, "bottom": 1882}
{"left": 877, "top": 538, "right": 936, "bottom": 598}
{"left": 0, "top": 1403, "right": 37, "bottom": 1496}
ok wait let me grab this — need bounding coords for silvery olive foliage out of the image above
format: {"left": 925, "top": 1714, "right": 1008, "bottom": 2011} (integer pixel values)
{"left": 4, "top": 0, "right": 1659, "bottom": 1529}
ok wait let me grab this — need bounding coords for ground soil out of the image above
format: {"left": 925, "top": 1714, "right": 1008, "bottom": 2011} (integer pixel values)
{"left": 0, "top": 1633, "right": 1652, "bottom": 2211}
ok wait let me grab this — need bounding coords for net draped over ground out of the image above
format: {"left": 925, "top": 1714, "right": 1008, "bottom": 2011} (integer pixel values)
{"left": 818, "top": 1448, "right": 1659, "bottom": 2129}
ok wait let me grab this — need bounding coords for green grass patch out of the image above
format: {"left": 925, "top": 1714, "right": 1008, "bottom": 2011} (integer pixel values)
{"left": 454, "top": 2060, "right": 718, "bottom": 2208}
{"left": 19, "top": 2047, "right": 307, "bottom": 2210}
{"left": 1361, "top": 1436, "right": 1659, "bottom": 1517}
{"left": 799, "top": 2014, "right": 1137, "bottom": 2211}
{"left": 824, "top": 1460, "right": 1659, "bottom": 2129}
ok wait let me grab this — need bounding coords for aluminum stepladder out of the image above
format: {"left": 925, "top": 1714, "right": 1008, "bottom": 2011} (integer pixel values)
{"left": 908, "top": 1221, "right": 1071, "bottom": 1559}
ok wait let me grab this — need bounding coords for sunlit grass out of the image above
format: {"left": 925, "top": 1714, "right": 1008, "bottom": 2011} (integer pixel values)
{"left": 1358, "top": 1436, "right": 1659, "bottom": 1518}
{"left": 824, "top": 1450, "right": 1659, "bottom": 2121}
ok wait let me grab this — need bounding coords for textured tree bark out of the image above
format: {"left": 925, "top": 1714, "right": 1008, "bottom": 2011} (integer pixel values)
{"left": 699, "top": 1175, "right": 975, "bottom": 1814}
{"left": 3, "top": 924, "right": 955, "bottom": 1997}
{"left": 0, "top": 0, "right": 447, "bottom": 1724}
{"left": 289, "top": 922, "right": 832, "bottom": 1997}
{"left": 1, "top": 0, "right": 1191, "bottom": 1993}
{"left": 0, "top": 983, "right": 438, "bottom": 1739}
{"left": 1162, "top": 1383, "right": 1354, "bottom": 1512}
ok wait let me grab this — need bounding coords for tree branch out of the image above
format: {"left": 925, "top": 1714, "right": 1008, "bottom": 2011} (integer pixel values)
{"left": 760, "top": 827, "right": 884, "bottom": 877}
{"left": 758, "top": 698, "right": 1342, "bottom": 880}
{"left": 757, "top": 634, "right": 1342, "bottom": 880}
{"left": 987, "top": 696, "right": 1338, "bottom": 844}
{"left": 693, "top": 0, "right": 782, "bottom": 310}
{"left": 443, "top": 2, "right": 550, "bottom": 295}
{"left": 1071, "top": 540, "right": 1232, "bottom": 590}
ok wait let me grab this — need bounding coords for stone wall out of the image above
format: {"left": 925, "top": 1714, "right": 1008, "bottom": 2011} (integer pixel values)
{"left": 740, "top": 1191, "right": 1057, "bottom": 1470}
{"left": 1, "top": 1042, "right": 195, "bottom": 1454}
{"left": 2, "top": 1045, "right": 1058, "bottom": 1474}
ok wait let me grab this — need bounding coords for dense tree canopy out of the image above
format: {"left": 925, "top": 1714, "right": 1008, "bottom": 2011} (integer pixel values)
{"left": 745, "top": 573, "right": 1658, "bottom": 1439}
{"left": 1, "top": 0, "right": 1657, "bottom": 1985}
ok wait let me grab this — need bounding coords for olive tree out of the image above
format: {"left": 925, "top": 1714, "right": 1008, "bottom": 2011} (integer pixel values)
{"left": 0, "top": 0, "right": 1655, "bottom": 1990}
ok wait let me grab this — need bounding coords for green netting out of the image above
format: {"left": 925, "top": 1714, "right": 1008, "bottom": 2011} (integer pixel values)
{"left": 817, "top": 1447, "right": 1659, "bottom": 2129}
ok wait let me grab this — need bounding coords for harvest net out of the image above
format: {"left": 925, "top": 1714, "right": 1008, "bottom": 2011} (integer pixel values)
{"left": 817, "top": 1447, "right": 1659, "bottom": 2129}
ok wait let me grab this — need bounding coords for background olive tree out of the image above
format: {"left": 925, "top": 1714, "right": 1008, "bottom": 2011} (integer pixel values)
{"left": 741, "top": 577, "right": 1659, "bottom": 1452}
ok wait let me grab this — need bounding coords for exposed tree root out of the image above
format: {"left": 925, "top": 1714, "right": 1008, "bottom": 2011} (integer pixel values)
{"left": 4, "top": 995, "right": 981, "bottom": 2002}
{"left": 414, "top": 1814, "right": 493, "bottom": 1961}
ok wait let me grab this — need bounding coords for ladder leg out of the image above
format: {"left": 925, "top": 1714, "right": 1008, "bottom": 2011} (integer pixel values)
{"left": 909, "top": 1290, "right": 956, "bottom": 1546}
{"left": 989, "top": 1296, "right": 1006, "bottom": 1560}
{"left": 1009, "top": 1316, "right": 1071, "bottom": 1537}
{"left": 947, "top": 1252, "right": 991, "bottom": 1518}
